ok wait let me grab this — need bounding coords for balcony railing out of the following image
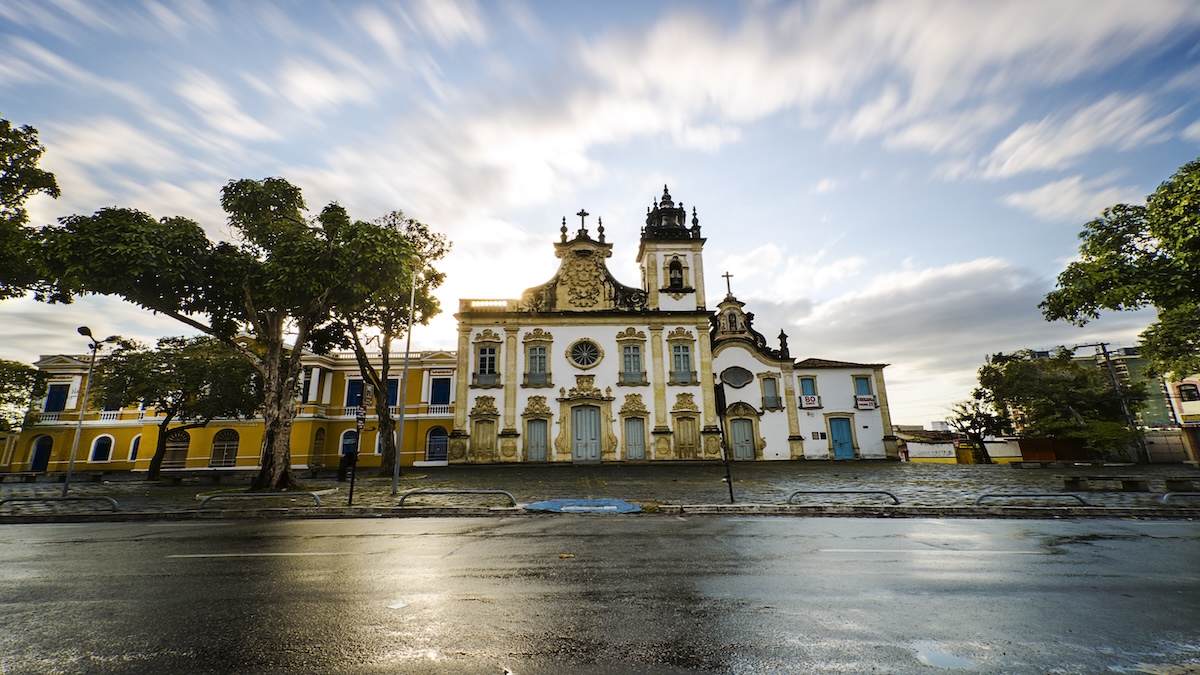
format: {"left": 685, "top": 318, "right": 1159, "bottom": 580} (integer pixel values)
{"left": 762, "top": 396, "right": 782, "bottom": 409}
{"left": 619, "top": 371, "right": 648, "bottom": 385}
{"left": 670, "top": 371, "right": 697, "bottom": 385}
{"left": 524, "top": 372, "right": 551, "bottom": 386}
{"left": 473, "top": 373, "right": 500, "bottom": 387}
{"left": 427, "top": 405, "right": 452, "bottom": 415}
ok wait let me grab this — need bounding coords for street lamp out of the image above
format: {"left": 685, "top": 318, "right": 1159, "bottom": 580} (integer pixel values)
{"left": 392, "top": 253, "right": 421, "bottom": 495}
{"left": 62, "top": 326, "right": 119, "bottom": 497}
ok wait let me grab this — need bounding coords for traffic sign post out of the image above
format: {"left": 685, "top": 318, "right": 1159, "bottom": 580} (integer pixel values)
{"left": 348, "top": 407, "right": 366, "bottom": 506}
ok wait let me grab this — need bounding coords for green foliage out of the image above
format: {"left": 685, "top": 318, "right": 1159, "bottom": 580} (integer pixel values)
{"left": 38, "top": 177, "right": 435, "bottom": 490}
{"left": 946, "top": 389, "right": 1013, "bottom": 463}
{"left": 0, "top": 359, "right": 44, "bottom": 431}
{"left": 977, "top": 349, "right": 1146, "bottom": 459}
{"left": 1042, "top": 156, "right": 1200, "bottom": 377}
{"left": 329, "top": 211, "right": 452, "bottom": 474}
{"left": 1, "top": 115, "right": 60, "bottom": 299}
{"left": 92, "top": 336, "right": 261, "bottom": 423}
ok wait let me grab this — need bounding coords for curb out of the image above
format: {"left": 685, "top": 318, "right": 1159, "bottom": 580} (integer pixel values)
{"left": 3, "top": 503, "right": 1200, "bottom": 523}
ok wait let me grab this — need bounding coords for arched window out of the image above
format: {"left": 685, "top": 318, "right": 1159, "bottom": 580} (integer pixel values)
{"left": 340, "top": 430, "right": 359, "bottom": 455}
{"left": 668, "top": 260, "right": 684, "bottom": 289}
{"left": 90, "top": 436, "right": 113, "bottom": 462}
{"left": 209, "top": 429, "right": 239, "bottom": 467}
{"left": 426, "top": 426, "right": 449, "bottom": 462}
{"left": 163, "top": 429, "right": 190, "bottom": 469}
{"left": 129, "top": 435, "right": 141, "bottom": 462}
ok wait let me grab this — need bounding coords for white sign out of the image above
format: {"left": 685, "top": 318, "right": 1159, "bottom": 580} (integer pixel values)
{"left": 800, "top": 395, "right": 820, "bottom": 409}
{"left": 855, "top": 395, "right": 877, "bottom": 410}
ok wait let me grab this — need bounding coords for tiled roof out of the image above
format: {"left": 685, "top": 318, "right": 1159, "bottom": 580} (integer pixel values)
{"left": 794, "top": 357, "right": 889, "bottom": 368}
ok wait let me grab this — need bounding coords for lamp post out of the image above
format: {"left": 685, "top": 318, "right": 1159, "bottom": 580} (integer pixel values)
{"left": 392, "top": 254, "right": 421, "bottom": 495}
{"left": 62, "top": 326, "right": 118, "bottom": 497}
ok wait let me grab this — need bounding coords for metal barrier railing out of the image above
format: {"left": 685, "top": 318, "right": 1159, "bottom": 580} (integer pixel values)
{"left": 398, "top": 489, "right": 518, "bottom": 507}
{"left": 198, "top": 492, "right": 323, "bottom": 509}
{"left": 1162, "top": 492, "right": 1200, "bottom": 505}
{"left": 0, "top": 496, "right": 120, "bottom": 511}
{"left": 975, "top": 492, "right": 1090, "bottom": 506}
{"left": 786, "top": 490, "right": 900, "bottom": 505}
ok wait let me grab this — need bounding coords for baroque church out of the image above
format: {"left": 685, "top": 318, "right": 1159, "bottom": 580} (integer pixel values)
{"left": 448, "top": 186, "right": 897, "bottom": 464}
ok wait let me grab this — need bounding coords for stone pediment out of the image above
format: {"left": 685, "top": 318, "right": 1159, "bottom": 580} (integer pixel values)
{"left": 519, "top": 230, "right": 647, "bottom": 313}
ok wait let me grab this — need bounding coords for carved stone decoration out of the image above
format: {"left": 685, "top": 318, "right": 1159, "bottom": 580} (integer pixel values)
{"left": 563, "top": 374, "right": 609, "bottom": 400}
{"left": 524, "top": 395, "right": 552, "bottom": 416}
{"left": 500, "top": 437, "right": 518, "bottom": 459}
{"left": 474, "top": 329, "right": 502, "bottom": 343}
{"left": 449, "top": 438, "right": 467, "bottom": 461}
{"left": 470, "top": 396, "right": 499, "bottom": 416}
{"left": 704, "top": 435, "right": 721, "bottom": 457}
{"left": 620, "top": 394, "right": 648, "bottom": 414}
{"left": 561, "top": 251, "right": 606, "bottom": 308}
{"left": 666, "top": 327, "right": 694, "bottom": 341}
{"left": 523, "top": 328, "right": 554, "bottom": 343}
{"left": 615, "top": 327, "right": 647, "bottom": 341}
{"left": 672, "top": 393, "right": 699, "bottom": 412}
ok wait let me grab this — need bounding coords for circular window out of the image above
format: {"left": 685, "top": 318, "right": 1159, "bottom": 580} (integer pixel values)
{"left": 567, "top": 339, "right": 603, "bottom": 369}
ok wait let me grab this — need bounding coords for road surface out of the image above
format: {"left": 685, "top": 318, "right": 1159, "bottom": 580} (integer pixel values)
{"left": 1, "top": 516, "right": 1198, "bottom": 673}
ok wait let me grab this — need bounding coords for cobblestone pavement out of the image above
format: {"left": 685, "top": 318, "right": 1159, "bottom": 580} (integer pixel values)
{"left": 4, "top": 461, "right": 1200, "bottom": 518}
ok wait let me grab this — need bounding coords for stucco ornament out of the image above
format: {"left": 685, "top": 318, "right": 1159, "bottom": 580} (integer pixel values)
{"left": 470, "top": 396, "right": 499, "bottom": 416}
{"left": 562, "top": 252, "right": 605, "bottom": 307}
{"left": 620, "top": 394, "right": 648, "bottom": 414}
{"left": 524, "top": 396, "right": 552, "bottom": 416}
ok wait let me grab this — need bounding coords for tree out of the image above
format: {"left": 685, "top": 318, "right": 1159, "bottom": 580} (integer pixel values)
{"left": 976, "top": 349, "right": 1146, "bottom": 460}
{"left": 1, "top": 115, "right": 61, "bottom": 299}
{"left": 40, "top": 178, "right": 421, "bottom": 491}
{"left": 1042, "top": 155, "right": 1200, "bottom": 377}
{"left": 330, "top": 212, "right": 449, "bottom": 477}
{"left": 90, "top": 336, "right": 261, "bottom": 479}
{"left": 0, "top": 359, "right": 43, "bottom": 432}
{"left": 946, "top": 389, "right": 1012, "bottom": 464}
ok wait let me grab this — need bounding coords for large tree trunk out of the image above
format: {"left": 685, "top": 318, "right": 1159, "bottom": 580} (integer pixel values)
{"left": 145, "top": 412, "right": 176, "bottom": 480}
{"left": 250, "top": 330, "right": 302, "bottom": 492}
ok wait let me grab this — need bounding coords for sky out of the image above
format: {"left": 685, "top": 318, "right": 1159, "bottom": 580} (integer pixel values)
{"left": 2, "top": 0, "right": 1199, "bottom": 427}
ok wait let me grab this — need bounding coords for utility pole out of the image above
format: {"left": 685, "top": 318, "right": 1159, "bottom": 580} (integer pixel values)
{"left": 1073, "top": 342, "right": 1149, "bottom": 463}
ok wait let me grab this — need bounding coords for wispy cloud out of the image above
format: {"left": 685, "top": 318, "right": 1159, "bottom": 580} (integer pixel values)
{"left": 1003, "top": 174, "right": 1146, "bottom": 223}
{"left": 982, "top": 95, "right": 1178, "bottom": 178}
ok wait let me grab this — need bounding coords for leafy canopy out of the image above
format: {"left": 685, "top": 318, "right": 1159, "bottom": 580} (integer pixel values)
{"left": 1, "top": 115, "right": 60, "bottom": 299}
{"left": 1042, "top": 155, "right": 1200, "bottom": 376}
{"left": 977, "top": 349, "right": 1145, "bottom": 459}
{"left": 0, "top": 359, "right": 43, "bottom": 431}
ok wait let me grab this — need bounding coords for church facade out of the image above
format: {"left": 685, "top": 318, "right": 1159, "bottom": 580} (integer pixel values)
{"left": 448, "top": 187, "right": 897, "bottom": 464}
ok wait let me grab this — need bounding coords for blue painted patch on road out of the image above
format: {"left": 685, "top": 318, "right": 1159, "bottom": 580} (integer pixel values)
{"left": 524, "top": 498, "right": 641, "bottom": 513}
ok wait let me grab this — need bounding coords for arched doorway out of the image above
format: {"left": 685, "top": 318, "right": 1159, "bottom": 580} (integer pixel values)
{"left": 163, "top": 430, "right": 190, "bottom": 469}
{"left": 30, "top": 436, "right": 52, "bottom": 472}
{"left": 571, "top": 405, "right": 601, "bottom": 463}
{"left": 209, "top": 429, "right": 239, "bottom": 467}
{"left": 426, "top": 427, "right": 448, "bottom": 462}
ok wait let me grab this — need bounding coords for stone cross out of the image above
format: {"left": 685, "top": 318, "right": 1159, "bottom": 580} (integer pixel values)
{"left": 722, "top": 271, "right": 734, "bottom": 294}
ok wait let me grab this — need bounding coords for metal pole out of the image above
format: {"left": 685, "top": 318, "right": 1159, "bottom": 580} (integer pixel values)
{"left": 62, "top": 331, "right": 100, "bottom": 498}
{"left": 392, "top": 256, "right": 420, "bottom": 495}
{"left": 348, "top": 406, "right": 364, "bottom": 506}
{"left": 1095, "top": 344, "right": 1148, "bottom": 463}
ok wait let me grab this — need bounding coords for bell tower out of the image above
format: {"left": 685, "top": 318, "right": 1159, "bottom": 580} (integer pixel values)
{"left": 636, "top": 185, "right": 707, "bottom": 311}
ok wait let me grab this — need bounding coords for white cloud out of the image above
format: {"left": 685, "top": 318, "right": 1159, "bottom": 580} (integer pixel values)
{"left": 1003, "top": 174, "right": 1145, "bottom": 223}
{"left": 982, "top": 94, "right": 1178, "bottom": 178}
{"left": 175, "top": 71, "right": 281, "bottom": 141}
{"left": 276, "top": 59, "right": 375, "bottom": 113}
{"left": 809, "top": 178, "right": 841, "bottom": 195}
{"left": 409, "top": 0, "right": 487, "bottom": 47}
{"left": 1184, "top": 118, "right": 1200, "bottom": 142}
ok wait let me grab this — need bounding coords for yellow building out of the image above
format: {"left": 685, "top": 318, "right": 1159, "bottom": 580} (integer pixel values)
{"left": 2, "top": 350, "right": 457, "bottom": 477}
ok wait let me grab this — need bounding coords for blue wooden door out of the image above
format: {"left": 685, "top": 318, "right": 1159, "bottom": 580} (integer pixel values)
{"left": 731, "top": 419, "right": 755, "bottom": 460}
{"left": 30, "top": 436, "right": 52, "bottom": 472}
{"left": 624, "top": 418, "right": 645, "bottom": 460}
{"left": 830, "top": 418, "right": 855, "bottom": 459}
{"left": 526, "top": 419, "right": 548, "bottom": 462}
{"left": 572, "top": 406, "right": 601, "bottom": 463}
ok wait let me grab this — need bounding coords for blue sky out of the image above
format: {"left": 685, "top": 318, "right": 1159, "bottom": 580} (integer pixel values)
{"left": 2, "top": 0, "right": 1199, "bottom": 425}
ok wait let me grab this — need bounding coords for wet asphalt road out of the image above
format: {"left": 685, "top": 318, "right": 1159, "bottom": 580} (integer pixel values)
{"left": 2, "top": 517, "right": 1199, "bottom": 674}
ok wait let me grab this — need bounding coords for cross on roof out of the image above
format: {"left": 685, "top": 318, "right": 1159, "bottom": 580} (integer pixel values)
{"left": 576, "top": 209, "right": 589, "bottom": 231}
{"left": 722, "top": 271, "right": 734, "bottom": 294}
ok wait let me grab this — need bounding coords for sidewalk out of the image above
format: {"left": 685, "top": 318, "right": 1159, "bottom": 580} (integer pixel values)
{"left": 3, "top": 461, "right": 1200, "bottom": 521}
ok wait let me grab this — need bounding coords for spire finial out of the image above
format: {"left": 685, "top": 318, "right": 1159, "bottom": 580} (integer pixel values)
{"left": 597, "top": 216, "right": 605, "bottom": 242}
{"left": 560, "top": 217, "right": 568, "bottom": 242}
